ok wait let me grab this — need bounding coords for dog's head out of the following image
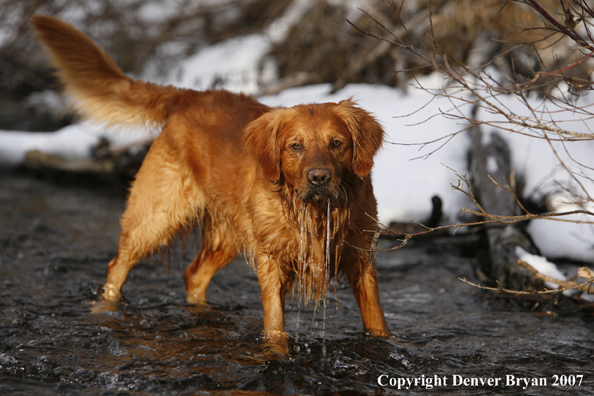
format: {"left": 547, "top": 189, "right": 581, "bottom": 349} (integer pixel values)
{"left": 245, "top": 99, "right": 384, "bottom": 203}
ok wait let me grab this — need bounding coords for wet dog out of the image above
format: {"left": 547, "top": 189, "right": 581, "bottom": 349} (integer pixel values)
{"left": 32, "top": 16, "right": 389, "bottom": 338}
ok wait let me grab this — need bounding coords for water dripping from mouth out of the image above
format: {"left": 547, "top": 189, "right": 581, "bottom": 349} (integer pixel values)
{"left": 325, "top": 199, "right": 331, "bottom": 282}
{"left": 295, "top": 204, "right": 308, "bottom": 354}
{"left": 322, "top": 296, "right": 327, "bottom": 358}
{"left": 322, "top": 199, "right": 331, "bottom": 358}
{"left": 294, "top": 294, "right": 302, "bottom": 354}
{"left": 295, "top": 200, "right": 332, "bottom": 357}
{"left": 300, "top": 205, "right": 305, "bottom": 265}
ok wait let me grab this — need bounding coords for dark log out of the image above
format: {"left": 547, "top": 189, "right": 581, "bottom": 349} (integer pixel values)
{"left": 468, "top": 122, "right": 539, "bottom": 290}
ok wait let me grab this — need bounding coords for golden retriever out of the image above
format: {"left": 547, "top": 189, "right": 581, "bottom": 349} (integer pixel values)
{"left": 31, "top": 16, "right": 389, "bottom": 338}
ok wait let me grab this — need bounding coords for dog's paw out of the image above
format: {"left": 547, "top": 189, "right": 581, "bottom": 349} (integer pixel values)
{"left": 262, "top": 330, "right": 290, "bottom": 355}
{"left": 186, "top": 300, "right": 212, "bottom": 314}
{"left": 88, "top": 299, "right": 118, "bottom": 314}
{"left": 365, "top": 329, "right": 392, "bottom": 337}
{"left": 186, "top": 294, "right": 208, "bottom": 305}
{"left": 99, "top": 283, "right": 122, "bottom": 302}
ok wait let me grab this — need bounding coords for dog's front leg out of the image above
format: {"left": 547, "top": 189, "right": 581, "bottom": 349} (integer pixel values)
{"left": 255, "top": 255, "right": 292, "bottom": 337}
{"left": 346, "top": 260, "right": 390, "bottom": 336}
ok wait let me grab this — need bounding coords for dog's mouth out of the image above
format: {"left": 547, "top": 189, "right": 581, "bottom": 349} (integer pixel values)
{"left": 302, "top": 185, "right": 339, "bottom": 204}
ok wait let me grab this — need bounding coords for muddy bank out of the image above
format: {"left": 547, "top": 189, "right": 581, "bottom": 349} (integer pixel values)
{"left": 0, "top": 168, "right": 593, "bottom": 395}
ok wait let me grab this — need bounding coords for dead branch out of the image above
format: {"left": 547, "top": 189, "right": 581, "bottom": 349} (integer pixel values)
{"left": 335, "top": 5, "right": 434, "bottom": 92}
{"left": 458, "top": 276, "right": 593, "bottom": 296}
{"left": 516, "top": 259, "right": 594, "bottom": 293}
{"left": 448, "top": 169, "right": 594, "bottom": 225}
{"left": 355, "top": 0, "right": 594, "bottom": 230}
{"left": 459, "top": 261, "right": 594, "bottom": 296}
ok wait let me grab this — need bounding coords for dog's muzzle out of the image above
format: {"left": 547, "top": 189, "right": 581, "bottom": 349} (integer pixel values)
{"left": 304, "top": 168, "right": 336, "bottom": 202}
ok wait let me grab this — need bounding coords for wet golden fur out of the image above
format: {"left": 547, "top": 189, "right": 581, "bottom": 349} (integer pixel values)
{"left": 32, "top": 16, "right": 389, "bottom": 336}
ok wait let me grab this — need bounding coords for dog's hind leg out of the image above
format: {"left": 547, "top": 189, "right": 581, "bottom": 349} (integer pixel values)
{"left": 101, "top": 135, "right": 204, "bottom": 302}
{"left": 184, "top": 213, "right": 239, "bottom": 304}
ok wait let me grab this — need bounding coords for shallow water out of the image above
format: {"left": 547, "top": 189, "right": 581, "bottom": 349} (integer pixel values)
{"left": 1, "top": 169, "right": 593, "bottom": 395}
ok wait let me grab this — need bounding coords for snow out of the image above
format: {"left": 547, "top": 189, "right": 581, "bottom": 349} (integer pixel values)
{"left": 0, "top": 124, "right": 99, "bottom": 164}
{"left": 528, "top": 216, "right": 594, "bottom": 263}
{"left": 2, "top": 27, "right": 593, "bottom": 265}
{"left": 515, "top": 246, "right": 567, "bottom": 288}
{"left": 160, "top": 34, "right": 275, "bottom": 94}
{"left": 0, "top": 123, "right": 158, "bottom": 165}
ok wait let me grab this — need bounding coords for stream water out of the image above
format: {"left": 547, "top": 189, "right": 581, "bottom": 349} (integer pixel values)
{"left": 1, "top": 168, "right": 593, "bottom": 395}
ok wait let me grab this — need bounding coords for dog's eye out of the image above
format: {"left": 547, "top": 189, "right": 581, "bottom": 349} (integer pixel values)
{"left": 290, "top": 143, "right": 301, "bottom": 151}
{"left": 332, "top": 140, "right": 342, "bottom": 148}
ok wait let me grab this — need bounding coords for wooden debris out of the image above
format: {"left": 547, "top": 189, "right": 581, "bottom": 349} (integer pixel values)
{"left": 23, "top": 137, "right": 151, "bottom": 177}
{"left": 468, "top": 122, "right": 539, "bottom": 290}
{"left": 459, "top": 261, "right": 594, "bottom": 298}
{"left": 24, "top": 150, "right": 115, "bottom": 173}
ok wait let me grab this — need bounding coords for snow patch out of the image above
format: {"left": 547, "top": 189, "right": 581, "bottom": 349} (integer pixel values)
{"left": 515, "top": 247, "right": 566, "bottom": 290}
{"left": 0, "top": 122, "right": 158, "bottom": 166}
{"left": 527, "top": 216, "right": 594, "bottom": 262}
{"left": 166, "top": 34, "right": 273, "bottom": 94}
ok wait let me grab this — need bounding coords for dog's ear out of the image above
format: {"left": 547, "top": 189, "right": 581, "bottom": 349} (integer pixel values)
{"left": 244, "top": 109, "right": 288, "bottom": 182}
{"left": 334, "top": 99, "right": 385, "bottom": 178}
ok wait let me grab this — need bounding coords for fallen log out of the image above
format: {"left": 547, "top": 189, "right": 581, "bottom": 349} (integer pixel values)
{"left": 23, "top": 137, "right": 151, "bottom": 177}
{"left": 24, "top": 150, "right": 115, "bottom": 174}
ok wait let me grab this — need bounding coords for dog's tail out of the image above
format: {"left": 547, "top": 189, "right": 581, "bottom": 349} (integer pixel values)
{"left": 31, "top": 15, "right": 179, "bottom": 129}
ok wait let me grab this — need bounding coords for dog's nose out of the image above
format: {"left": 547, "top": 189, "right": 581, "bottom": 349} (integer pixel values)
{"left": 307, "top": 168, "right": 332, "bottom": 185}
